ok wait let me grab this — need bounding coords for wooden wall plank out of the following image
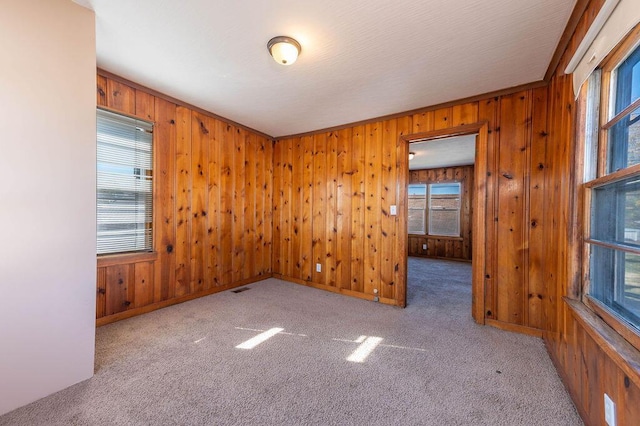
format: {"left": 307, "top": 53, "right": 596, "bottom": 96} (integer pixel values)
{"left": 135, "top": 90, "right": 155, "bottom": 121}
{"left": 106, "top": 79, "right": 135, "bottom": 115}
{"left": 412, "top": 111, "right": 435, "bottom": 134}
{"left": 244, "top": 133, "right": 257, "bottom": 279}
{"left": 326, "top": 132, "right": 338, "bottom": 287}
{"left": 153, "top": 98, "right": 177, "bottom": 302}
{"left": 301, "top": 135, "right": 314, "bottom": 281}
{"left": 434, "top": 107, "right": 452, "bottom": 130}
{"left": 312, "top": 134, "right": 327, "bottom": 284}
{"left": 336, "top": 128, "right": 352, "bottom": 290}
{"left": 495, "top": 91, "right": 528, "bottom": 325}
{"left": 350, "top": 125, "right": 366, "bottom": 293}
{"left": 190, "top": 112, "right": 209, "bottom": 293}
{"left": 282, "top": 137, "right": 293, "bottom": 278}
{"left": 272, "top": 139, "right": 283, "bottom": 276}
{"left": 219, "top": 124, "right": 235, "bottom": 285}
{"left": 96, "top": 267, "right": 106, "bottom": 318}
{"left": 290, "top": 138, "right": 304, "bottom": 280}
{"left": 105, "top": 264, "right": 132, "bottom": 315}
{"left": 380, "top": 119, "right": 397, "bottom": 299}
{"left": 263, "top": 136, "right": 274, "bottom": 275}
{"left": 363, "top": 122, "right": 382, "bottom": 295}
{"left": 175, "top": 106, "right": 192, "bottom": 297}
{"left": 96, "top": 75, "right": 107, "bottom": 107}
{"left": 208, "top": 117, "right": 222, "bottom": 286}
{"left": 232, "top": 128, "right": 246, "bottom": 283}
{"left": 134, "top": 262, "right": 154, "bottom": 308}
{"left": 478, "top": 97, "right": 498, "bottom": 319}
{"left": 528, "top": 87, "right": 548, "bottom": 329}
{"left": 452, "top": 102, "right": 479, "bottom": 127}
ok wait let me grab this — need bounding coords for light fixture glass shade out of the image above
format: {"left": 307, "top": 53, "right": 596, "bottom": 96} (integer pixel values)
{"left": 268, "top": 36, "right": 301, "bottom": 66}
{"left": 408, "top": 152, "right": 415, "bottom": 160}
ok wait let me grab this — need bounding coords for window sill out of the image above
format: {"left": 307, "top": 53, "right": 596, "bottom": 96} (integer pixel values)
{"left": 97, "top": 251, "right": 158, "bottom": 268}
{"left": 564, "top": 297, "right": 640, "bottom": 389}
{"left": 408, "top": 234, "right": 463, "bottom": 241}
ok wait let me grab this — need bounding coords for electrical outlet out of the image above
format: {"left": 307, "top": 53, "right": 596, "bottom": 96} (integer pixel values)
{"left": 316, "top": 263, "right": 322, "bottom": 273}
{"left": 423, "top": 244, "right": 427, "bottom": 250}
{"left": 604, "top": 393, "right": 616, "bottom": 426}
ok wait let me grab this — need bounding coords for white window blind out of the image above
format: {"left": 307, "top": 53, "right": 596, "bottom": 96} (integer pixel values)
{"left": 408, "top": 184, "right": 427, "bottom": 234}
{"left": 97, "top": 109, "right": 153, "bottom": 255}
{"left": 428, "top": 183, "right": 461, "bottom": 237}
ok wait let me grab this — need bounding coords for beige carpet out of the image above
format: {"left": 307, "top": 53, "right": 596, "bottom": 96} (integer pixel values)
{"left": 0, "top": 257, "right": 582, "bottom": 425}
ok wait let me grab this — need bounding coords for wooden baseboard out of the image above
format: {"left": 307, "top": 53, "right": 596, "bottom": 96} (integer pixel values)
{"left": 272, "top": 274, "right": 402, "bottom": 307}
{"left": 96, "top": 274, "right": 272, "bottom": 326}
{"left": 485, "top": 319, "right": 544, "bottom": 338}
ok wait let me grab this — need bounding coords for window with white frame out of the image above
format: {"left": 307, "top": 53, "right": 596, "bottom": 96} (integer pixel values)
{"left": 97, "top": 108, "right": 154, "bottom": 255}
{"left": 408, "top": 182, "right": 461, "bottom": 237}
{"left": 584, "top": 40, "right": 640, "bottom": 332}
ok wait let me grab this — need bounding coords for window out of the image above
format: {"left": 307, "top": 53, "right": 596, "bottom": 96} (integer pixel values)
{"left": 408, "top": 184, "right": 427, "bottom": 234}
{"left": 428, "top": 183, "right": 461, "bottom": 237}
{"left": 585, "top": 40, "right": 640, "bottom": 333}
{"left": 407, "top": 182, "right": 461, "bottom": 237}
{"left": 97, "top": 109, "right": 153, "bottom": 255}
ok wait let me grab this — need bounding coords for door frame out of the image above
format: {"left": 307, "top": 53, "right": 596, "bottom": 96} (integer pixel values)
{"left": 398, "top": 122, "right": 489, "bottom": 324}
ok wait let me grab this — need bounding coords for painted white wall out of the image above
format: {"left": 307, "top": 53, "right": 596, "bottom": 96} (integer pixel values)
{"left": 0, "top": 0, "right": 96, "bottom": 416}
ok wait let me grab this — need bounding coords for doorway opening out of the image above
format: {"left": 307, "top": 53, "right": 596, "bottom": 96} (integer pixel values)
{"left": 399, "top": 123, "right": 489, "bottom": 324}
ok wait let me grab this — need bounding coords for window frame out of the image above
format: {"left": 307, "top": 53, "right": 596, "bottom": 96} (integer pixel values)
{"left": 408, "top": 183, "right": 427, "bottom": 235}
{"left": 96, "top": 107, "right": 155, "bottom": 257}
{"left": 427, "top": 182, "right": 462, "bottom": 237}
{"left": 407, "top": 180, "right": 462, "bottom": 238}
{"left": 582, "top": 27, "right": 640, "bottom": 353}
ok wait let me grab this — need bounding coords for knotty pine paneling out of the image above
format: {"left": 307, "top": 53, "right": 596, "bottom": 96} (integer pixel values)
{"left": 96, "top": 73, "right": 273, "bottom": 324}
{"left": 274, "top": 95, "right": 549, "bottom": 314}
{"left": 542, "top": 1, "right": 640, "bottom": 425}
{"left": 408, "top": 165, "right": 474, "bottom": 262}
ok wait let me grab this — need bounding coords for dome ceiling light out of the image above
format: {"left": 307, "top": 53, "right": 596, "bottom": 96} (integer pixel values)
{"left": 268, "top": 36, "right": 301, "bottom": 66}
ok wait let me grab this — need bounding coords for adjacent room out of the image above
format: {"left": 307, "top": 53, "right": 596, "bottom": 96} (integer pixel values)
{"left": 2, "top": 0, "right": 640, "bottom": 424}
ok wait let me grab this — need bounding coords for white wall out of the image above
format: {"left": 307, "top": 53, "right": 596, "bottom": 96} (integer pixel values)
{"left": 0, "top": 0, "right": 96, "bottom": 416}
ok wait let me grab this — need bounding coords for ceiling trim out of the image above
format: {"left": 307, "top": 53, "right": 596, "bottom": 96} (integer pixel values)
{"left": 97, "top": 68, "right": 276, "bottom": 141}
{"left": 544, "top": 0, "right": 592, "bottom": 81}
{"left": 276, "top": 80, "right": 547, "bottom": 140}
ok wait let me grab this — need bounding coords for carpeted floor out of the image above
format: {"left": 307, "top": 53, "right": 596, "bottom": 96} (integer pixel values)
{"left": 0, "top": 257, "right": 582, "bottom": 425}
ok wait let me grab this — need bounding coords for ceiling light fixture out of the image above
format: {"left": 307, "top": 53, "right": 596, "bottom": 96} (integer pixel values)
{"left": 268, "top": 36, "right": 301, "bottom": 66}
{"left": 408, "top": 152, "right": 415, "bottom": 160}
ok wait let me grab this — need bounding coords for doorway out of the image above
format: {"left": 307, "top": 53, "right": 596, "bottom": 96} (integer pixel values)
{"left": 399, "top": 123, "right": 489, "bottom": 324}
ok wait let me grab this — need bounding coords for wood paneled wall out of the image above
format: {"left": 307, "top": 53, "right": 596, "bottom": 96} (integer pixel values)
{"left": 542, "top": 1, "right": 640, "bottom": 425}
{"left": 273, "top": 90, "right": 549, "bottom": 328}
{"left": 95, "top": 72, "right": 273, "bottom": 324}
{"left": 272, "top": 122, "right": 410, "bottom": 304}
{"left": 408, "top": 166, "right": 474, "bottom": 261}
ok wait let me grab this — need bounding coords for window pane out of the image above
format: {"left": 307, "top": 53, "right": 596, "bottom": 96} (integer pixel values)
{"left": 408, "top": 184, "right": 426, "bottom": 234}
{"left": 590, "top": 245, "right": 640, "bottom": 328}
{"left": 408, "top": 210, "right": 426, "bottom": 234}
{"left": 613, "top": 45, "right": 640, "bottom": 116}
{"left": 429, "top": 209, "right": 460, "bottom": 236}
{"left": 427, "top": 182, "right": 461, "bottom": 236}
{"left": 591, "top": 175, "right": 640, "bottom": 248}
{"left": 97, "top": 109, "right": 153, "bottom": 255}
{"left": 608, "top": 106, "right": 640, "bottom": 172}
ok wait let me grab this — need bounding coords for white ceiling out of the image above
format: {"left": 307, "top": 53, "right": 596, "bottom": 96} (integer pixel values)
{"left": 409, "top": 135, "right": 476, "bottom": 170}
{"left": 74, "top": 0, "right": 576, "bottom": 137}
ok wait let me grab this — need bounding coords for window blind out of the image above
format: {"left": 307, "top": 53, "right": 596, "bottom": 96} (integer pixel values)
{"left": 97, "top": 108, "right": 153, "bottom": 255}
